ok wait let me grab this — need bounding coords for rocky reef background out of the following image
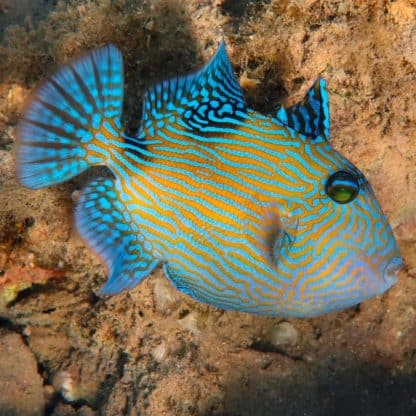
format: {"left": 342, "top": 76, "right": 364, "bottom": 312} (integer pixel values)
{"left": 0, "top": 0, "right": 415, "bottom": 415}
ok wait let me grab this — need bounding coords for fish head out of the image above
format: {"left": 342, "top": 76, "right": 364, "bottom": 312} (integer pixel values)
{"left": 268, "top": 139, "right": 402, "bottom": 317}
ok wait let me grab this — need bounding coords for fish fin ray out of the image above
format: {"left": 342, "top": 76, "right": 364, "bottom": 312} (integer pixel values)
{"left": 16, "top": 45, "right": 124, "bottom": 189}
{"left": 163, "top": 263, "right": 196, "bottom": 298}
{"left": 75, "top": 177, "right": 158, "bottom": 296}
{"left": 276, "top": 78, "right": 330, "bottom": 140}
{"left": 141, "top": 40, "right": 246, "bottom": 135}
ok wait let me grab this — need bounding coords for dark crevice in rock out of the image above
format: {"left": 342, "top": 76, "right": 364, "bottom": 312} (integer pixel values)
{"left": 249, "top": 340, "right": 305, "bottom": 362}
{"left": 0, "top": 316, "right": 23, "bottom": 332}
{"left": 94, "top": 350, "right": 130, "bottom": 411}
{"left": 7, "top": 281, "right": 63, "bottom": 308}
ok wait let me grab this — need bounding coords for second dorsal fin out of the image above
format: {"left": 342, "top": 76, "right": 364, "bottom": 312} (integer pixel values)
{"left": 141, "top": 40, "right": 246, "bottom": 132}
{"left": 276, "top": 78, "right": 330, "bottom": 141}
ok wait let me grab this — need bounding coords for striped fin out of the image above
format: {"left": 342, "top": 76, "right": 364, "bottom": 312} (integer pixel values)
{"left": 141, "top": 40, "right": 246, "bottom": 133}
{"left": 75, "top": 178, "right": 158, "bottom": 295}
{"left": 16, "top": 45, "right": 124, "bottom": 189}
{"left": 276, "top": 78, "right": 330, "bottom": 140}
{"left": 163, "top": 264, "right": 195, "bottom": 298}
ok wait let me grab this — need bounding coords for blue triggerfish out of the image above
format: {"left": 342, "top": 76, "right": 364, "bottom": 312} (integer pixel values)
{"left": 16, "top": 41, "right": 403, "bottom": 317}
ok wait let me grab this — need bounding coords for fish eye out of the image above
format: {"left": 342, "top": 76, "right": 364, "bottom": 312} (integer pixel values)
{"left": 325, "top": 170, "right": 359, "bottom": 204}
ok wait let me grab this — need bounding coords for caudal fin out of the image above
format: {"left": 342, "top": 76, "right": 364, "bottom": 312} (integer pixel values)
{"left": 16, "top": 45, "right": 124, "bottom": 189}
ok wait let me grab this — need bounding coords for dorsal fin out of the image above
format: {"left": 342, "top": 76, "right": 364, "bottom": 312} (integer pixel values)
{"left": 141, "top": 40, "right": 246, "bottom": 133}
{"left": 276, "top": 78, "right": 330, "bottom": 140}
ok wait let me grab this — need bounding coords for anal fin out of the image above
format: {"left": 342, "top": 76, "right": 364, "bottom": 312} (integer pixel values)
{"left": 163, "top": 263, "right": 195, "bottom": 299}
{"left": 75, "top": 178, "right": 158, "bottom": 295}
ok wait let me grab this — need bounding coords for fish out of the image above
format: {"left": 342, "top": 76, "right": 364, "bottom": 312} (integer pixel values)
{"left": 16, "top": 41, "right": 403, "bottom": 317}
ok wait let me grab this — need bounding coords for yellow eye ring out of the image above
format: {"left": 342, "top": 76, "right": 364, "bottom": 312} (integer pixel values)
{"left": 326, "top": 170, "right": 359, "bottom": 204}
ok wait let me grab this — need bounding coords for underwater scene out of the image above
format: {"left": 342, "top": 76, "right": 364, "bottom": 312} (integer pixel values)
{"left": 0, "top": 0, "right": 416, "bottom": 415}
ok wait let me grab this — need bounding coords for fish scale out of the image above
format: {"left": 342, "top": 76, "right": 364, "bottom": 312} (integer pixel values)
{"left": 16, "top": 41, "right": 402, "bottom": 317}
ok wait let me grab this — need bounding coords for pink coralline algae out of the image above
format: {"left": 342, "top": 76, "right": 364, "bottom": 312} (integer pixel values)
{"left": 0, "top": 263, "right": 64, "bottom": 306}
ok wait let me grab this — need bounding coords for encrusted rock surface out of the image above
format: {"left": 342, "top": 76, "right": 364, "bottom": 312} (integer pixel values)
{"left": 0, "top": 330, "right": 45, "bottom": 416}
{"left": 0, "top": 1, "right": 415, "bottom": 415}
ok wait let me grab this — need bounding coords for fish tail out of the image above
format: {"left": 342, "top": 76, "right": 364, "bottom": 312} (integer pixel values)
{"left": 16, "top": 45, "right": 124, "bottom": 189}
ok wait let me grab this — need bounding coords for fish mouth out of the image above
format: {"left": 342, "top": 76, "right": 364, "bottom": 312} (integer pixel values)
{"left": 382, "top": 256, "right": 403, "bottom": 286}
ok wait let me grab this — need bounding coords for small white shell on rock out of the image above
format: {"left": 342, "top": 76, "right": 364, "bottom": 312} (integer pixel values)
{"left": 53, "top": 371, "right": 80, "bottom": 402}
{"left": 152, "top": 341, "right": 168, "bottom": 363}
{"left": 152, "top": 276, "right": 180, "bottom": 314}
{"left": 178, "top": 311, "right": 201, "bottom": 336}
{"left": 71, "top": 190, "right": 81, "bottom": 203}
{"left": 267, "top": 321, "right": 298, "bottom": 346}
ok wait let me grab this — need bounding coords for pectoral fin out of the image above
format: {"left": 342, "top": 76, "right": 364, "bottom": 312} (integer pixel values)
{"left": 261, "top": 209, "right": 297, "bottom": 267}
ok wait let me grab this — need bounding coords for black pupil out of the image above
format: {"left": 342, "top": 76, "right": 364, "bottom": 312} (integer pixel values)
{"left": 325, "top": 170, "right": 359, "bottom": 204}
